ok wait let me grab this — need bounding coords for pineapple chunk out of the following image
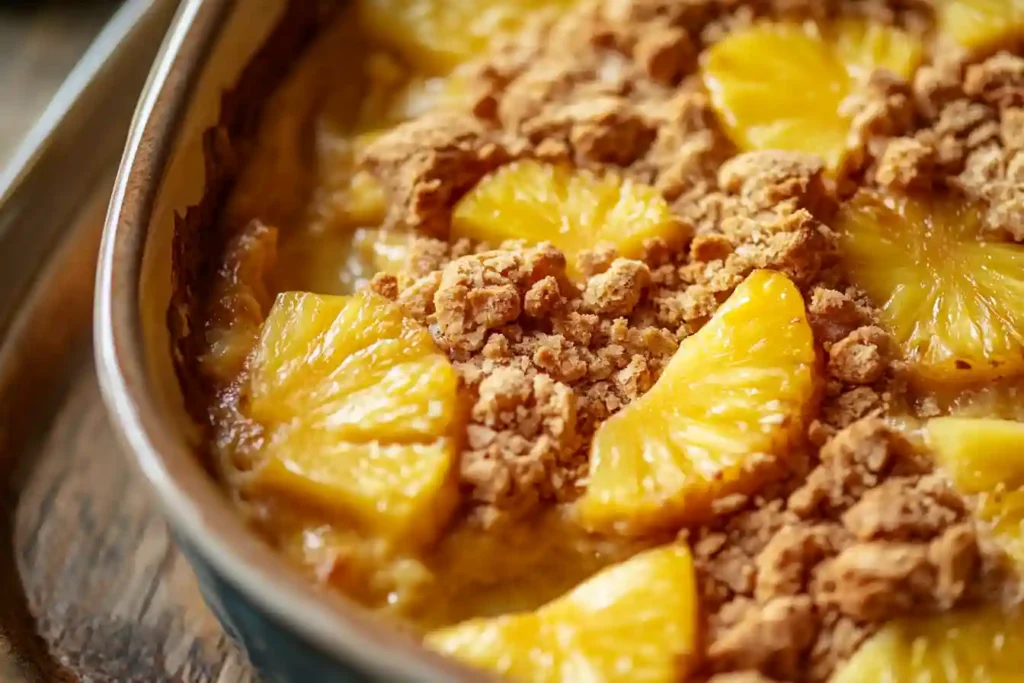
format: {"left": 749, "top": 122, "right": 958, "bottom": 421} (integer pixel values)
{"left": 833, "top": 606, "right": 1024, "bottom": 683}
{"left": 452, "top": 161, "right": 687, "bottom": 277}
{"left": 426, "top": 545, "right": 699, "bottom": 682}
{"left": 248, "top": 290, "right": 460, "bottom": 544}
{"left": 578, "top": 270, "right": 818, "bottom": 534}
{"left": 927, "top": 417, "right": 1024, "bottom": 566}
{"left": 838, "top": 191, "right": 1024, "bottom": 385}
{"left": 940, "top": 0, "right": 1024, "bottom": 51}
{"left": 701, "top": 20, "right": 922, "bottom": 169}
{"left": 357, "top": 0, "right": 574, "bottom": 74}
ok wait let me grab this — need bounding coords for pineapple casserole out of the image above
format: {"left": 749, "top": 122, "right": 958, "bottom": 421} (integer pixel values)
{"left": 191, "top": 0, "right": 1024, "bottom": 680}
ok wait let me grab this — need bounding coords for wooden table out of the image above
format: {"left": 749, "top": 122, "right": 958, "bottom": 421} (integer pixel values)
{"left": 0, "top": 3, "right": 256, "bottom": 681}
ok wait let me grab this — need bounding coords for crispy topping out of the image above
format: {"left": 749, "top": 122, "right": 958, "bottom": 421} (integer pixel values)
{"left": 694, "top": 419, "right": 1008, "bottom": 681}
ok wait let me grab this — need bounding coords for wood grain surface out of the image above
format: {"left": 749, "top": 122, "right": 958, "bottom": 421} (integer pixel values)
{"left": 0, "top": 3, "right": 258, "bottom": 681}
{"left": 0, "top": 182, "right": 255, "bottom": 683}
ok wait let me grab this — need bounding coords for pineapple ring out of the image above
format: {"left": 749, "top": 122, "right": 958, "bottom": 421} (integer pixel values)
{"left": 579, "top": 270, "right": 818, "bottom": 534}
{"left": 452, "top": 160, "right": 688, "bottom": 277}
{"left": 426, "top": 545, "right": 699, "bottom": 682}
{"left": 837, "top": 191, "right": 1024, "bottom": 385}
{"left": 247, "top": 290, "right": 461, "bottom": 545}
{"left": 928, "top": 417, "right": 1024, "bottom": 567}
{"left": 833, "top": 605, "right": 1024, "bottom": 683}
{"left": 940, "top": 0, "right": 1024, "bottom": 51}
{"left": 701, "top": 19, "right": 922, "bottom": 170}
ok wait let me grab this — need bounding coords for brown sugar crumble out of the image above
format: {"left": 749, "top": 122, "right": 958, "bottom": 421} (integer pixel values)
{"left": 197, "top": 0, "right": 1024, "bottom": 680}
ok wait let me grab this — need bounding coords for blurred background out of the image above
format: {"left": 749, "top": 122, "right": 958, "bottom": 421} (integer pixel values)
{"left": 0, "top": 0, "right": 122, "bottom": 168}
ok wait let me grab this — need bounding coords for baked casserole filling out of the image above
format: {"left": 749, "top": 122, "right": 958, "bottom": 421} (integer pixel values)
{"left": 195, "top": 1, "right": 1024, "bottom": 680}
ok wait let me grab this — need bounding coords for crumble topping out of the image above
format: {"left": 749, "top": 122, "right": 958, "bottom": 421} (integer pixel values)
{"left": 869, "top": 51, "right": 1024, "bottom": 239}
{"left": 200, "top": 1, "right": 1024, "bottom": 680}
{"left": 693, "top": 419, "right": 1009, "bottom": 681}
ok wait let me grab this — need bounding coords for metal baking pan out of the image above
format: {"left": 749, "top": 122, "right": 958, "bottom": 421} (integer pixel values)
{"left": 0, "top": 1, "right": 255, "bottom": 681}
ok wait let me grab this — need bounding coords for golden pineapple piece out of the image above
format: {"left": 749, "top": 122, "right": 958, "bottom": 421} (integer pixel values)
{"left": 833, "top": 606, "right": 1024, "bottom": 683}
{"left": 357, "top": 0, "right": 574, "bottom": 74}
{"left": 701, "top": 20, "right": 922, "bottom": 169}
{"left": 248, "top": 290, "right": 460, "bottom": 544}
{"left": 426, "top": 545, "right": 699, "bottom": 682}
{"left": 940, "top": 0, "right": 1024, "bottom": 51}
{"left": 927, "top": 417, "right": 1024, "bottom": 566}
{"left": 452, "top": 161, "right": 687, "bottom": 277}
{"left": 838, "top": 192, "right": 1024, "bottom": 385}
{"left": 578, "top": 270, "right": 818, "bottom": 534}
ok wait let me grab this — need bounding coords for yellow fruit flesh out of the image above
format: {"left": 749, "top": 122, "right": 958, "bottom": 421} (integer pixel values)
{"left": 940, "top": 0, "right": 1024, "bottom": 51}
{"left": 928, "top": 417, "right": 1024, "bottom": 566}
{"left": 453, "top": 161, "right": 686, "bottom": 277}
{"left": 579, "top": 270, "right": 818, "bottom": 534}
{"left": 833, "top": 606, "right": 1024, "bottom": 683}
{"left": 426, "top": 545, "right": 698, "bottom": 682}
{"left": 702, "top": 20, "right": 921, "bottom": 169}
{"left": 838, "top": 192, "right": 1024, "bottom": 385}
{"left": 248, "top": 290, "right": 460, "bottom": 544}
{"left": 357, "top": 0, "right": 574, "bottom": 74}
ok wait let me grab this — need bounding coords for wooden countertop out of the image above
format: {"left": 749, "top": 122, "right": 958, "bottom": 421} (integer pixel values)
{"left": 0, "top": 0, "right": 121, "bottom": 169}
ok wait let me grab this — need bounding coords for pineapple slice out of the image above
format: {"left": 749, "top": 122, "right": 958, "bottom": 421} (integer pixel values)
{"left": 357, "top": 0, "right": 574, "bottom": 75}
{"left": 426, "top": 545, "right": 698, "bottom": 682}
{"left": 248, "top": 290, "right": 460, "bottom": 544}
{"left": 833, "top": 606, "right": 1024, "bottom": 683}
{"left": 701, "top": 20, "right": 922, "bottom": 169}
{"left": 927, "top": 417, "right": 1024, "bottom": 566}
{"left": 578, "top": 270, "right": 818, "bottom": 534}
{"left": 452, "top": 161, "right": 687, "bottom": 277}
{"left": 940, "top": 0, "right": 1024, "bottom": 51}
{"left": 838, "top": 191, "right": 1024, "bottom": 385}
